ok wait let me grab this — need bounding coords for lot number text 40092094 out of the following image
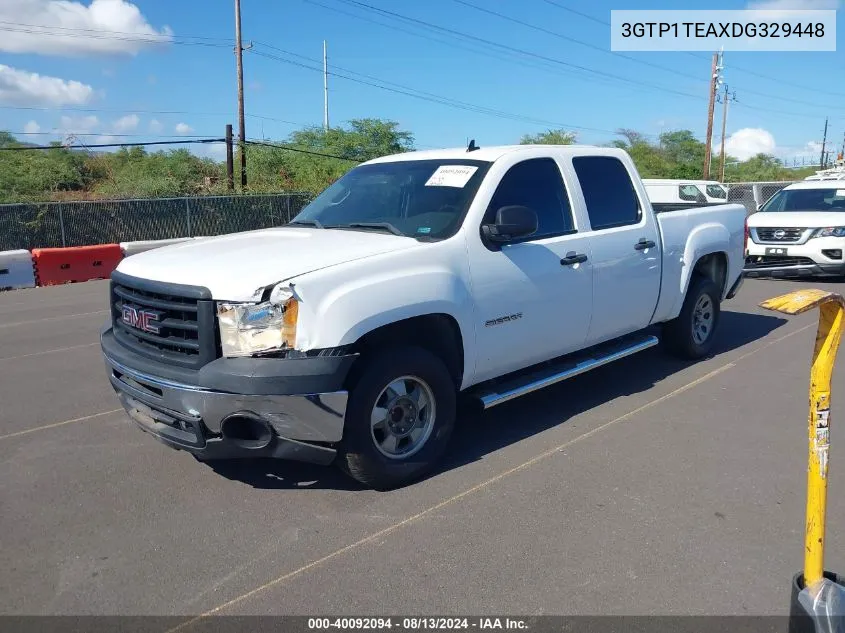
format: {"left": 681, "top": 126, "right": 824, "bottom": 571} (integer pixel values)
{"left": 308, "top": 618, "right": 529, "bottom": 630}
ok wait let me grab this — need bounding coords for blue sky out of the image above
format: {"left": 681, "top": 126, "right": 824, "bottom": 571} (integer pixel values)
{"left": 1, "top": 0, "right": 843, "bottom": 164}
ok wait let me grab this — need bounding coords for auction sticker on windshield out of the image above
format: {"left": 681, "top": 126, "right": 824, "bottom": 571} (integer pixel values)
{"left": 425, "top": 165, "right": 478, "bottom": 188}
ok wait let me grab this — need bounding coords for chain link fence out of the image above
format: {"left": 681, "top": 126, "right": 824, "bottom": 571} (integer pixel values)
{"left": 725, "top": 181, "right": 797, "bottom": 215}
{"left": 0, "top": 182, "right": 804, "bottom": 252}
{"left": 0, "top": 193, "right": 312, "bottom": 251}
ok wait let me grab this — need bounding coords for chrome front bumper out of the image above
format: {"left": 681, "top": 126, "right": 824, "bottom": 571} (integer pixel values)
{"left": 104, "top": 354, "right": 349, "bottom": 464}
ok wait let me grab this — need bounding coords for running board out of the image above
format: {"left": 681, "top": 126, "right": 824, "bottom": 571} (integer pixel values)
{"left": 472, "top": 334, "right": 660, "bottom": 409}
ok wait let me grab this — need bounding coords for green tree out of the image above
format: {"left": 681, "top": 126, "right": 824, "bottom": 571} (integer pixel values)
{"left": 246, "top": 118, "right": 414, "bottom": 195}
{"left": 611, "top": 129, "right": 671, "bottom": 178}
{"left": 658, "top": 130, "right": 705, "bottom": 179}
{"left": 519, "top": 129, "right": 577, "bottom": 145}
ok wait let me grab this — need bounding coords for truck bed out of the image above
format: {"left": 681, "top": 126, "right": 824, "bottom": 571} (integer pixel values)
{"left": 651, "top": 202, "right": 747, "bottom": 325}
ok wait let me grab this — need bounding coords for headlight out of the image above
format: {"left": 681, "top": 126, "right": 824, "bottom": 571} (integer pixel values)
{"left": 217, "top": 285, "right": 299, "bottom": 357}
{"left": 813, "top": 227, "right": 845, "bottom": 238}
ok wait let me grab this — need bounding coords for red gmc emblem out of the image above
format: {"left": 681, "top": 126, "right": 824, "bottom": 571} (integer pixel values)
{"left": 121, "top": 305, "right": 161, "bottom": 334}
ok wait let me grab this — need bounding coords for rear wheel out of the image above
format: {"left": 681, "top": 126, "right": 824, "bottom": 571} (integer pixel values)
{"left": 663, "top": 275, "right": 721, "bottom": 359}
{"left": 337, "top": 346, "right": 456, "bottom": 490}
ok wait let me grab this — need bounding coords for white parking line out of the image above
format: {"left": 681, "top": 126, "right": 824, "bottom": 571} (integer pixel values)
{"left": 0, "top": 310, "right": 108, "bottom": 328}
{"left": 0, "top": 409, "right": 122, "bottom": 442}
{"left": 166, "top": 321, "right": 817, "bottom": 630}
{"left": 0, "top": 342, "right": 98, "bottom": 362}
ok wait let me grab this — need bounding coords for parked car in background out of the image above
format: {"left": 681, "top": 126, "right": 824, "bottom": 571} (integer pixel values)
{"left": 644, "top": 179, "right": 728, "bottom": 212}
{"left": 745, "top": 180, "right": 845, "bottom": 278}
{"left": 101, "top": 144, "right": 746, "bottom": 489}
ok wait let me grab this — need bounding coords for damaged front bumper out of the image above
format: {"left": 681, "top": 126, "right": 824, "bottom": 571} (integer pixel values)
{"left": 101, "top": 327, "right": 357, "bottom": 464}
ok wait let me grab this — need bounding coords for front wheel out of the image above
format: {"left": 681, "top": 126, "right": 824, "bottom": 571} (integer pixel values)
{"left": 337, "top": 346, "right": 456, "bottom": 490}
{"left": 662, "top": 275, "right": 721, "bottom": 360}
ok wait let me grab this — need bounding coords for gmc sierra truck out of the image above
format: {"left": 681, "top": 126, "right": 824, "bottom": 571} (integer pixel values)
{"left": 101, "top": 144, "right": 746, "bottom": 489}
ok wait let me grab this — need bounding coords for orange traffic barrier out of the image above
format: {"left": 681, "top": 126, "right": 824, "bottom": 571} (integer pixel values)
{"left": 32, "top": 244, "right": 123, "bottom": 286}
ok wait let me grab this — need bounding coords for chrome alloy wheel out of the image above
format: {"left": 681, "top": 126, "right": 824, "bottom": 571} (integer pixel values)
{"left": 692, "top": 293, "right": 714, "bottom": 345}
{"left": 369, "top": 375, "right": 436, "bottom": 460}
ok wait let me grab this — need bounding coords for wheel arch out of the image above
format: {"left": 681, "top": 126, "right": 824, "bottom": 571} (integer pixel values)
{"left": 345, "top": 313, "right": 465, "bottom": 391}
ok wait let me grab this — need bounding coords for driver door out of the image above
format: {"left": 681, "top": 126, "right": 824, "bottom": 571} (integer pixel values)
{"left": 467, "top": 157, "right": 593, "bottom": 383}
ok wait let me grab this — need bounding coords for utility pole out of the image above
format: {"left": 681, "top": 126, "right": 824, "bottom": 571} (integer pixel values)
{"left": 323, "top": 40, "right": 330, "bottom": 131}
{"left": 820, "top": 117, "right": 829, "bottom": 170}
{"left": 234, "top": 0, "right": 247, "bottom": 189}
{"left": 703, "top": 51, "right": 722, "bottom": 180}
{"left": 225, "top": 124, "right": 234, "bottom": 191}
{"left": 717, "top": 83, "right": 737, "bottom": 183}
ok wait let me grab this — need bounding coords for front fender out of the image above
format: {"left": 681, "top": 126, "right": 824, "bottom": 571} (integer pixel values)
{"left": 292, "top": 263, "right": 477, "bottom": 387}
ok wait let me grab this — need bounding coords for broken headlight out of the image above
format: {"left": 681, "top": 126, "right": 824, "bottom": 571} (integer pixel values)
{"left": 217, "top": 285, "right": 298, "bottom": 357}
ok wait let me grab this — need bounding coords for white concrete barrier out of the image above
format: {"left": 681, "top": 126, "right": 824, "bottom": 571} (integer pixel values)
{"left": 120, "top": 238, "right": 193, "bottom": 257}
{"left": 0, "top": 249, "right": 36, "bottom": 290}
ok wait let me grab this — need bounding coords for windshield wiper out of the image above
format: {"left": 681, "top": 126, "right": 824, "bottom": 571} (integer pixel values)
{"left": 287, "top": 219, "right": 325, "bottom": 229}
{"left": 337, "top": 222, "right": 405, "bottom": 236}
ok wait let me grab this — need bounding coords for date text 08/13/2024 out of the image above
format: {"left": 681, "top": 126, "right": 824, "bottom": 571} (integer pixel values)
{"left": 307, "top": 618, "right": 528, "bottom": 630}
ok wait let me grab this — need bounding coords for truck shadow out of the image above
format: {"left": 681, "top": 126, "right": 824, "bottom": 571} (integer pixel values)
{"left": 203, "top": 309, "right": 787, "bottom": 491}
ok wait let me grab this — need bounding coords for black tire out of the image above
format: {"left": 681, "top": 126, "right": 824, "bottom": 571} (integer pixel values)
{"left": 662, "top": 275, "right": 721, "bottom": 360}
{"left": 337, "top": 345, "right": 456, "bottom": 490}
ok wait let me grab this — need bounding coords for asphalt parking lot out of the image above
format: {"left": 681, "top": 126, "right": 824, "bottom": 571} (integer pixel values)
{"left": 1, "top": 277, "right": 844, "bottom": 618}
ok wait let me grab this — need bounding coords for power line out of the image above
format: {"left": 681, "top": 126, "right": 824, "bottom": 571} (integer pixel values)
{"left": 0, "top": 138, "right": 226, "bottom": 151}
{"left": 451, "top": 0, "right": 703, "bottom": 85}
{"left": 10, "top": 132, "right": 216, "bottom": 138}
{"left": 0, "top": 20, "right": 232, "bottom": 43}
{"left": 244, "top": 139, "right": 362, "bottom": 162}
{"left": 326, "top": 0, "right": 707, "bottom": 103}
{"left": 0, "top": 25, "right": 231, "bottom": 48}
{"left": 0, "top": 104, "right": 307, "bottom": 127}
{"left": 540, "top": 0, "right": 608, "bottom": 25}
{"left": 299, "top": 0, "right": 601, "bottom": 81}
{"left": 249, "top": 46, "right": 648, "bottom": 138}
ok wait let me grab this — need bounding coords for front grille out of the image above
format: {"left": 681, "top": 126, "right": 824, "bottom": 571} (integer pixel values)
{"left": 110, "top": 271, "right": 218, "bottom": 369}
{"left": 755, "top": 227, "right": 805, "bottom": 243}
{"left": 745, "top": 255, "right": 816, "bottom": 269}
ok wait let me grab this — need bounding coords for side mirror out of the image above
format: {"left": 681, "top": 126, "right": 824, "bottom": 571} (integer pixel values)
{"left": 482, "top": 205, "right": 539, "bottom": 244}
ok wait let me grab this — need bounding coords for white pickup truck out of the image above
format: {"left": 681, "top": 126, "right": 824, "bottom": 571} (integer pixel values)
{"left": 101, "top": 144, "right": 746, "bottom": 489}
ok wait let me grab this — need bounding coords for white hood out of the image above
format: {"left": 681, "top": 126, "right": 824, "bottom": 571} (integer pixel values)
{"left": 116, "top": 227, "right": 417, "bottom": 301}
{"left": 748, "top": 211, "right": 845, "bottom": 229}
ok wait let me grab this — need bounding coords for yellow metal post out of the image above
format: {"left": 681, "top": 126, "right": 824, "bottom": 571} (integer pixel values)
{"left": 761, "top": 289, "right": 845, "bottom": 588}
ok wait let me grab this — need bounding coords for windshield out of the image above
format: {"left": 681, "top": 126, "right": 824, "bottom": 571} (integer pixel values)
{"left": 706, "top": 184, "right": 727, "bottom": 199}
{"left": 760, "top": 188, "right": 845, "bottom": 212}
{"left": 291, "top": 159, "right": 491, "bottom": 239}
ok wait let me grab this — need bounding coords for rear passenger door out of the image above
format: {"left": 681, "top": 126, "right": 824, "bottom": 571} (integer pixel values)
{"left": 468, "top": 157, "right": 594, "bottom": 383}
{"left": 572, "top": 156, "right": 661, "bottom": 345}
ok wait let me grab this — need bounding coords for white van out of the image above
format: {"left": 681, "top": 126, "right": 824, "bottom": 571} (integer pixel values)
{"left": 643, "top": 179, "right": 728, "bottom": 212}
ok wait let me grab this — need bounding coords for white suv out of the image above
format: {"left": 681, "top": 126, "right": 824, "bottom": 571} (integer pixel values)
{"left": 745, "top": 180, "right": 845, "bottom": 278}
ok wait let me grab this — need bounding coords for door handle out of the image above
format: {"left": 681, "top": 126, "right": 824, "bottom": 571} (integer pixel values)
{"left": 634, "top": 238, "right": 656, "bottom": 250}
{"left": 560, "top": 251, "right": 588, "bottom": 266}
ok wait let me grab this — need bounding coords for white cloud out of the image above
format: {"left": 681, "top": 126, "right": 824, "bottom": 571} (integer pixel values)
{"left": 194, "top": 142, "right": 227, "bottom": 161}
{"left": 0, "top": 64, "right": 94, "bottom": 106}
{"left": 174, "top": 122, "right": 193, "bottom": 134}
{"left": 724, "top": 128, "right": 777, "bottom": 160}
{"left": 149, "top": 118, "right": 163, "bottom": 133}
{"left": 59, "top": 115, "right": 100, "bottom": 133}
{"left": 112, "top": 113, "right": 139, "bottom": 133}
{"left": 748, "top": 0, "right": 840, "bottom": 8}
{"left": 23, "top": 120, "right": 41, "bottom": 134}
{"left": 0, "top": 0, "right": 173, "bottom": 57}
{"left": 93, "top": 134, "right": 119, "bottom": 144}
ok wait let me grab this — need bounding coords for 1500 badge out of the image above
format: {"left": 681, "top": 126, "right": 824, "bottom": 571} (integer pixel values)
{"left": 485, "top": 312, "right": 523, "bottom": 327}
